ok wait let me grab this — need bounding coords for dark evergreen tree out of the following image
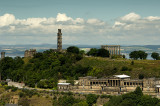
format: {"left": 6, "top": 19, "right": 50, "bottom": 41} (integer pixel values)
{"left": 87, "top": 48, "right": 98, "bottom": 56}
{"left": 151, "top": 52, "right": 159, "bottom": 60}
{"left": 67, "top": 46, "right": 80, "bottom": 54}
{"left": 97, "top": 48, "right": 110, "bottom": 57}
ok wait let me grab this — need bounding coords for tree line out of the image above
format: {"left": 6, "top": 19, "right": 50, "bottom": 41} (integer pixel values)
{"left": 129, "top": 50, "right": 160, "bottom": 60}
{"left": 0, "top": 46, "right": 90, "bottom": 89}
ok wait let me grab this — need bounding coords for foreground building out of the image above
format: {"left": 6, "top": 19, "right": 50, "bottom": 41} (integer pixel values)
{"left": 58, "top": 74, "right": 160, "bottom": 96}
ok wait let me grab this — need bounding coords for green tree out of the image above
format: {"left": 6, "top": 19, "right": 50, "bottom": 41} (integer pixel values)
{"left": 129, "top": 50, "right": 148, "bottom": 60}
{"left": 122, "top": 55, "right": 125, "bottom": 58}
{"left": 67, "top": 46, "right": 80, "bottom": 54}
{"left": 151, "top": 52, "right": 159, "bottom": 60}
{"left": 139, "top": 74, "right": 144, "bottom": 79}
{"left": 138, "top": 50, "right": 148, "bottom": 59}
{"left": 57, "top": 96, "right": 77, "bottom": 106}
{"left": 73, "top": 101, "right": 88, "bottom": 106}
{"left": 87, "top": 48, "right": 98, "bottom": 56}
{"left": 121, "top": 66, "right": 128, "bottom": 71}
{"left": 97, "top": 48, "right": 110, "bottom": 57}
{"left": 138, "top": 95, "right": 159, "bottom": 106}
{"left": 134, "top": 87, "right": 143, "bottom": 96}
{"left": 104, "top": 96, "right": 122, "bottom": 106}
{"left": 86, "top": 94, "right": 98, "bottom": 106}
{"left": 129, "top": 51, "right": 139, "bottom": 60}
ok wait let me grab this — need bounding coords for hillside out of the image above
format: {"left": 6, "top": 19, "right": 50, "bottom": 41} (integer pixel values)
{"left": 76, "top": 57, "right": 160, "bottom": 78}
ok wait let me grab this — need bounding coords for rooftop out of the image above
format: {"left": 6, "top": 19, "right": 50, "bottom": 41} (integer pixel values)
{"left": 58, "top": 83, "right": 71, "bottom": 85}
{"left": 113, "top": 74, "right": 130, "bottom": 79}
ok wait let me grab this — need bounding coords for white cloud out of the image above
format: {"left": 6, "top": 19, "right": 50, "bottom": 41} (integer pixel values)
{"left": 0, "top": 13, "right": 15, "bottom": 26}
{"left": 0, "top": 12, "right": 160, "bottom": 45}
{"left": 56, "top": 13, "right": 72, "bottom": 22}
{"left": 146, "top": 16, "right": 160, "bottom": 21}
{"left": 121, "top": 12, "right": 141, "bottom": 21}
{"left": 87, "top": 19, "right": 105, "bottom": 25}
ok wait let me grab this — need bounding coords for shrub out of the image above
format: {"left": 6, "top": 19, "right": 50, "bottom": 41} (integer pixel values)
{"left": 131, "top": 61, "right": 134, "bottom": 65}
{"left": 19, "top": 92, "right": 26, "bottom": 98}
{"left": 22, "top": 89, "right": 38, "bottom": 98}
{"left": 11, "top": 87, "right": 18, "bottom": 92}
{"left": 123, "top": 55, "right": 125, "bottom": 58}
{"left": 139, "top": 74, "right": 144, "bottom": 79}
{"left": 86, "top": 94, "right": 98, "bottom": 106}
{"left": 100, "top": 94, "right": 112, "bottom": 98}
{"left": 121, "top": 66, "right": 128, "bottom": 71}
{"left": 1, "top": 82, "right": 7, "bottom": 86}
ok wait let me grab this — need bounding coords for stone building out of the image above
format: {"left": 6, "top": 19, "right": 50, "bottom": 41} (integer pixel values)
{"left": 1, "top": 52, "right": 5, "bottom": 59}
{"left": 58, "top": 83, "right": 71, "bottom": 91}
{"left": 101, "top": 45, "right": 120, "bottom": 55}
{"left": 57, "top": 29, "right": 62, "bottom": 52}
{"left": 24, "top": 49, "right": 36, "bottom": 57}
{"left": 58, "top": 74, "right": 160, "bottom": 95}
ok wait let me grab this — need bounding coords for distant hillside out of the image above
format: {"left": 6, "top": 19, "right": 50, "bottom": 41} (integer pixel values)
{"left": 76, "top": 57, "right": 160, "bottom": 78}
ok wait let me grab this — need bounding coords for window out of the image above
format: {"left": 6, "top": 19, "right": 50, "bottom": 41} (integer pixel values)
{"left": 90, "top": 82, "right": 92, "bottom": 85}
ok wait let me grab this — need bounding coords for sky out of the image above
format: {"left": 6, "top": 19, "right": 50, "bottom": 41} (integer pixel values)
{"left": 0, "top": 0, "right": 160, "bottom": 45}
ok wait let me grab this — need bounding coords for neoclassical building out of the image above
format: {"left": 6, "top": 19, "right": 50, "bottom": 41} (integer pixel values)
{"left": 101, "top": 45, "right": 120, "bottom": 56}
{"left": 58, "top": 74, "right": 160, "bottom": 95}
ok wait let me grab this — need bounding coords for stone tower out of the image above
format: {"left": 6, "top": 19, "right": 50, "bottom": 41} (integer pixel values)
{"left": 1, "top": 52, "right": 5, "bottom": 59}
{"left": 57, "top": 29, "right": 62, "bottom": 51}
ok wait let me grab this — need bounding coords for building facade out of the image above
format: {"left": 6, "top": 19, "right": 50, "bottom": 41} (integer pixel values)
{"left": 101, "top": 45, "right": 120, "bottom": 56}
{"left": 58, "top": 75, "right": 160, "bottom": 95}
{"left": 24, "top": 49, "right": 37, "bottom": 57}
{"left": 1, "top": 52, "right": 5, "bottom": 59}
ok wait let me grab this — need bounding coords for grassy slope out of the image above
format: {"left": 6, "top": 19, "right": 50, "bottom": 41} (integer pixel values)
{"left": 76, "top": 57, "right": 160, "bottom": 78}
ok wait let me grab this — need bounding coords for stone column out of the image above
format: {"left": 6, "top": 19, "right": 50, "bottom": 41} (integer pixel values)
{"left": 119, "top": 45, "right": 120, "bottom": 55}
{"left": 57, "top": 29, "right": 62, "bottom": 52}
{"left": 114, "top": 46, "right": 115, "bottom": 55}
{"left": 111, "top": 47, "right": 113, "bottom": 55}
{"left": 109, "top": 47, "right": 111, "bottom": 55}
{"left": 117, "top": 47, "right": 118, "bottom": 55}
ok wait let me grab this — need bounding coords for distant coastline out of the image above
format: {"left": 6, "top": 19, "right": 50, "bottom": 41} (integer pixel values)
{"left": 0, "top": 44, "right": 159, "bottom": 60}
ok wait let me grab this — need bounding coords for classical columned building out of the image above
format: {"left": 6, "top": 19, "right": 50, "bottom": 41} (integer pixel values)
{"left": 101, "top": 45, "right": 120, "bottom": 55}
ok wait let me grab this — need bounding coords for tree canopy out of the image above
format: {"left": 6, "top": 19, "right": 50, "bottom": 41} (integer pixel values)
{"left": 67, "top": 46, "right": 80, "bottom": 54}
{"left": 87, "top": 48, "right": 98, "bottom": 56}
{"left": 0, "top": 49, "right": 89, "bottom": 88}
{"left": 104, "top": 87, "right": 160, "bottom": 106}
{"left": 129, "top": 50, "right": 148, "bottom": 60}
{"left": 87, "top": 48, "right": 110, "bottom": 57}
{"left": 151, "top": 52, "right": 159, "bottom": 60}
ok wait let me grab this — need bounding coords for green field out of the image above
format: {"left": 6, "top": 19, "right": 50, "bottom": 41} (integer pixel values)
{"left": 76, "top": 57, "right": 160, "bottom": 78}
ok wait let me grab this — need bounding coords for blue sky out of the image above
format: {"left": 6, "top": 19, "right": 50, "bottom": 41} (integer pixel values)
{"left": 0, "top": 0, "right": 160, "bottom": 45}
{"left": 1, "top": 0, "right": 160, "bottom": 20}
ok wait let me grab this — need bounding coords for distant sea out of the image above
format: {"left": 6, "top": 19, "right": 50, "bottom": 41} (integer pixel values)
{"left": 0, "top": 44, "right": 160, "bottom": 60}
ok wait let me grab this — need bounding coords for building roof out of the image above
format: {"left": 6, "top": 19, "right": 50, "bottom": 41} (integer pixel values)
{"left": 156, "top": 85, "right": 160, "bottom": 88}
{"left": 113, "top": 74, "right": 130, "bottom": 79}
{"left": 58, "top": 83, "right": 71, "bottom": 85}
